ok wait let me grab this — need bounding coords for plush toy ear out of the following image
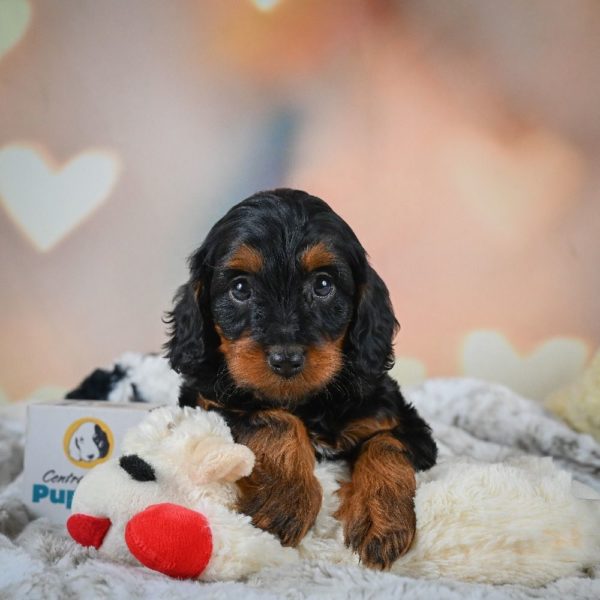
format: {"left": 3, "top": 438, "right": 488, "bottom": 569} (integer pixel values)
{"left": 345, "top": 264, "right": 399, "bottom": 379}
{"left": 191, "top": 443, "right": 255, "bottom": 485}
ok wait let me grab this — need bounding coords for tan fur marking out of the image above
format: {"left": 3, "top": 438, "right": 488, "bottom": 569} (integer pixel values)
{"left": 300, "top": 242, "right": 336, "bottom": 272}
{"left": 335, "top": 432, "right": 417, "bottom": 569}
{"left": 217, "top": 330, "right": 343, "bottom": 404}
{"left": 332, "top": 415, "right": 400, "bottom": 454}
{"left": 195, "top": 394, "right": 222, "bottom": 412}
{"left": 226, "top": 244, "right": 263, "bottom": 273}
{"left": 235, "top": 410, "right": 322, "bottom": 546}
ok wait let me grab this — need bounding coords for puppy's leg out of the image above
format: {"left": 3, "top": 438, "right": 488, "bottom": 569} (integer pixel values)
{"left": 233, "top": 410, "right": 322, "bottom": 547}
{"left": 335, "top": 432, "right": 416, "bottom": 569}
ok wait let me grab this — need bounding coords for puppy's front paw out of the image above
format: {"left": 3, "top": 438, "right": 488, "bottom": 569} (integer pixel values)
{"left": 335, "top": 480, "right": 416, "bottom": 570}
{"left": 237, "top": 471, "right": 322, "bottom": 547}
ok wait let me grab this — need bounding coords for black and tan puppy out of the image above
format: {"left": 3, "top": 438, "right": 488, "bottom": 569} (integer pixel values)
{"left": 165, "top": 188, "right": 437, "bottom": 569}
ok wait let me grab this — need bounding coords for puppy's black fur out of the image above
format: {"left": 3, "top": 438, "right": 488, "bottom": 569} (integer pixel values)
{"left": 165, "top": 189, "right": 436, "bottom": 568}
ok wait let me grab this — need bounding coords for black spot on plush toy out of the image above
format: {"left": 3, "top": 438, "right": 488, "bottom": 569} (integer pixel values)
{"left": 119, "top": 455, "right": 156, "bottom": 482}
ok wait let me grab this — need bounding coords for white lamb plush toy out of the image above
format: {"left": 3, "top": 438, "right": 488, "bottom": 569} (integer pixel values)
{"left": 68, "top": 406, "right": 600, "bottom": 586}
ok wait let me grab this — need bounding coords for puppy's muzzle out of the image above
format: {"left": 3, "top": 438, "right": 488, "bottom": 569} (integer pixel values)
{"left": 267, "top": 345, "right": 305, "bottom": 378}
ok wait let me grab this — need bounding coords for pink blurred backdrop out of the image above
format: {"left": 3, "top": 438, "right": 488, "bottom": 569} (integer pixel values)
{"left": 1, "top": 0, "right": 599, "bottom": 403}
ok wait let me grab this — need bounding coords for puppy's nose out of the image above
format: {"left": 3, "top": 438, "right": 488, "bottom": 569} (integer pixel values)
{"left": 267, "top": 345, "right": 305, "bottom": 378}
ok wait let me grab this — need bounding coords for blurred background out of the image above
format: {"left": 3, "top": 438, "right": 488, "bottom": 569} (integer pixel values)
{"left": 1, "top": 0, "right": 599, "bottom": 405}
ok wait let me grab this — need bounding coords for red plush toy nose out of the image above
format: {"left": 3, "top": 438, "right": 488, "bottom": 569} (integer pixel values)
{"left": 125, "top": 503, "right": 213, "bottom": 579}
{"left": 67, "top": 513, "right": 112, "bottom": 549}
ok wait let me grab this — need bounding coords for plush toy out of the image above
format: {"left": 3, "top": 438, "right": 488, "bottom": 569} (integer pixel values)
{"left": 546, "top": 349, "right": 600, "bottom": 443}
{"left": 66, "top": 352, "right": 181, "bottom": 404}
{"left": 67, "top": 406, "right": 600, "bottom": 586}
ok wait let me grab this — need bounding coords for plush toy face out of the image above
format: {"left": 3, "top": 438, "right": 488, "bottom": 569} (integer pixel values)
{"left": 68, "top": 456, "right": 188, "bottom": 567}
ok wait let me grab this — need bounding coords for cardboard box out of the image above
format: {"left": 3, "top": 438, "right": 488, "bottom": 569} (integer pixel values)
{"left": 23, "top": 400, "right": 161, "bottom": 524}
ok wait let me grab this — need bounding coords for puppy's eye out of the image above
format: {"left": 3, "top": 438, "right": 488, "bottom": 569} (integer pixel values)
{"left": 230, "top": 277, "right": 251, "bottom": 302}
{"left": 313, "top": 274, "right": 334, "bottom": 297}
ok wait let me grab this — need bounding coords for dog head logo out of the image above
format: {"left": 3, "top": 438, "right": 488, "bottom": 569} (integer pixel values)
{"left": 63, "top": 417, "right": 114, "bottom": 468}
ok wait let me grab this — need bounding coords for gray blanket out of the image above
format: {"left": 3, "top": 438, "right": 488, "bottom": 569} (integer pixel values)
{"left": 1, "top": 378, "right": 599, "bottom": 599}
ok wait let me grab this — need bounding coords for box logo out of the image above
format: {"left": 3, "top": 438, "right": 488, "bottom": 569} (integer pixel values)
{"left": 63, "top": 417, "right": 114, "bottom": 468}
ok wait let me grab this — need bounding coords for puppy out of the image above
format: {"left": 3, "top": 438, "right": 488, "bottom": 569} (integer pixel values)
{"left": 68, "top": 422, "right": 110, "bottom": 462}
{"left": 165, "top": 189, "right": 437, "bottom": 569}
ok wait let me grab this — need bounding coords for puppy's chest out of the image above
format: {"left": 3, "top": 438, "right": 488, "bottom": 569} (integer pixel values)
{"left": 297, "top": 402, "right": 402, "bottom": 461}
{"left": 311, "top": 437, "right": 345, "bottom": 460}
{"left": 297, "top": 411, "right": 355, "bottom": 461}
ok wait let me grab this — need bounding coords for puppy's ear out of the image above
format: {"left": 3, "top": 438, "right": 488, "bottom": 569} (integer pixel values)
{"left": 345, "top": 264, "right": 399, "bottom": 379}
{"left": 164, "top": 280, "right": 212, "bottom": 376}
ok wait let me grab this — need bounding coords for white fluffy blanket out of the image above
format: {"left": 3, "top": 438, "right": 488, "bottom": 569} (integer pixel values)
{"left": 1, "top": 378, "right": 600, "bottom": 599}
